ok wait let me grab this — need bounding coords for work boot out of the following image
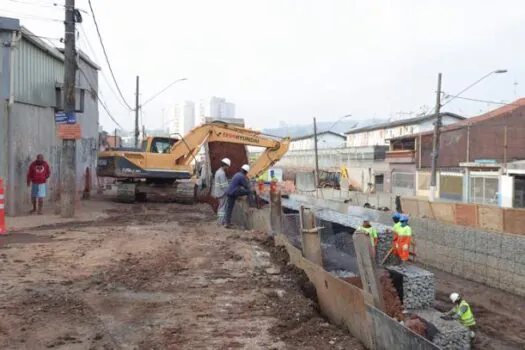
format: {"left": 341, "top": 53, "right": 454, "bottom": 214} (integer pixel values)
{"left": 470, "top": 331, "right": 475, "bottom": 339}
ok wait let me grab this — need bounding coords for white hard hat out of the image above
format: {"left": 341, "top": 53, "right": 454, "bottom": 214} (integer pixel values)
{"left": 450, "top": 292, "right": 460, "bottom": 303}
{"left": 221, "top": 158, "right": 231, "bottom": 166}
{"left": 241, "top": 164, "right": 250, "bottom": 172}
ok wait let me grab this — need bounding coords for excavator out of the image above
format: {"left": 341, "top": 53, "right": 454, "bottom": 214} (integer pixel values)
{"left": 97, "top": 121, "right": 290, "bottom": 203}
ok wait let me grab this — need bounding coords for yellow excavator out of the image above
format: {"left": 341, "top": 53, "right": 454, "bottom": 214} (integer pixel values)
{"left": 97, "top": 121, "right": 290, "bottom": 202}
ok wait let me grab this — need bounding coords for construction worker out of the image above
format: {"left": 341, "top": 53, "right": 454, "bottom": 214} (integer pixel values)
{"left": 441, "top": 292, "right": 476, "bottom": 339}
{"left": 212, "top": 158, "right": 231, "bottom": 225}
{"left": 224, "top": 164, "right": 254, "bottom": 228}
{"left": 395, "top": 214, "right": 412, "bottom": 263}
{"left": 392, "top": 212, "right": 401, "bottom": 232}
{"left": 357, "top": 215, "right": 378, "bottom": 248}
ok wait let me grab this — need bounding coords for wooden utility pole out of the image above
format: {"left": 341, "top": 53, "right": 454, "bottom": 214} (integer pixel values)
{"left": 61, "top": 0, "right": 77, "bottom": 217}
{"left": 114, "top": 128, "right": 117, "bottom": 148}
{"left": 429, "top": 73, "right": 442, "bottom": 202}
{"left": 134, "top": 75, "right": 140, "bottom": 147}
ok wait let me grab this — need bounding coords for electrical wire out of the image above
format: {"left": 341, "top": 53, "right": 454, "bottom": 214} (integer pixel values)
{"left": 79, "top": 67, "right": 123, "bottom": 129}
{"left": 87, "top": 0, "right": 133, "bottom": 111}
{"left": 77, "top": 25, "right": 132, "bottom": 111}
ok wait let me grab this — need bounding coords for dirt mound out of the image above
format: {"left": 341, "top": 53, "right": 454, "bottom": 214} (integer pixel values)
{"left": 379, "top": 269, "right": 404, "bottom": 321}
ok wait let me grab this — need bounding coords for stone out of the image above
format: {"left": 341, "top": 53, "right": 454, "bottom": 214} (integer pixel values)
{"left": 414, "top": 308, "right": 471, "bottom": 350}
{"left": 387, "top": 265, "right": 435, "bottom": 310}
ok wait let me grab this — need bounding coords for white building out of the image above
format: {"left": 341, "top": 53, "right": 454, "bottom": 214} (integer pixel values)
{"left": 345, "top": 112, "right": 465, "bottom": 147}
{"left": 169, "top": 101, "right": 195, "bottom": 136}
{"left": 198, "top": 96, "right": 235, "bottom": 124}
{"left": 289, "top": 131, "right": 346, "bottom": 151}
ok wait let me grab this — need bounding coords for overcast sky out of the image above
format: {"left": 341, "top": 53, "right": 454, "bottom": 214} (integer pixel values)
{"left": 2, "top": 0, "right": 524, "bottom": 131}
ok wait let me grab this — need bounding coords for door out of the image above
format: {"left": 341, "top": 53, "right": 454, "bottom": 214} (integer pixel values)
{"left": 375, "top": 174, "right": 384, "bottom": 192}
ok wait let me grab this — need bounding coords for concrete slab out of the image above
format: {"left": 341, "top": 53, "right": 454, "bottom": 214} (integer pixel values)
{"left": 413, "top": 309, "right": 471, "bottom": 350}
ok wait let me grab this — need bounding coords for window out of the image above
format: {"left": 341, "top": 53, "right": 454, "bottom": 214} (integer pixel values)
{"left": 150, "top": 138, "right": 175, "bottom": 153}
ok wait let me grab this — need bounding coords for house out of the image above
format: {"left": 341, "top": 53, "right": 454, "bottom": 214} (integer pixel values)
{"left": 345, "top": 112, "right": 465, "bottom": 147}
{"left": 289, "top": 131, "right": 346, "bottom": 151}
{"left": 0, "top": 17, "right": 100, "bottom": 215}
{"left": 388, "top": 98, "right": 525, "bottom": 206}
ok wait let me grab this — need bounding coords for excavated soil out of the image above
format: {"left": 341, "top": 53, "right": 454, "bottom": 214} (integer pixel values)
{"left": 0, "top": 200, "right": 363, "bottom": 349}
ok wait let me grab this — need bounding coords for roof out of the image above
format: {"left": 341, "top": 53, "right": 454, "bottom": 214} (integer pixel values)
{"left": 0, "top": 17, "right": 100, "bottom": 70}
{"left": 291, "top": 130, "right": 346, "bottom": 141}
{"left": 390, "top": 98, "right": 525, "bottom": 140}
{"left": 344, "top": 112, "right": 465, "bottom": 135}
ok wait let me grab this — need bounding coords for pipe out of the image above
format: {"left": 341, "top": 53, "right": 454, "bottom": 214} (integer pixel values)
{"left": 7, "top": 30, "right": 21, "bottom": 216}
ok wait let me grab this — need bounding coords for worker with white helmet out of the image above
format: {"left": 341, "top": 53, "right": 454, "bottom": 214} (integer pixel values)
{"left": 357, "top": 214, "right": 378, "bottom": 248}
{"left": 224, "top": 164, "right": 253, "bottom": 228}
{"left": 441, "top": 292, "right": 477, "bottom": 339}
{"left": 212, "top": 158, "right": 231, "bottom": 225}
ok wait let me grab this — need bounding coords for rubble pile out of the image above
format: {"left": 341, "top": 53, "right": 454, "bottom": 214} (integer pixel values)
{"left": 379, "top": 270, "right": 404, "bottom": 321}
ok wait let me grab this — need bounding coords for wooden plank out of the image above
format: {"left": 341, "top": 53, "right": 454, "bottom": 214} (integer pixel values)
{"left": 455, "top": 203, "right": 477, "bottom": 227}
{"left": 478, "top": 205, "right": 504, "bottom": 232}
{"left": 353, "top": 232, "right": 385, "bottom": 312}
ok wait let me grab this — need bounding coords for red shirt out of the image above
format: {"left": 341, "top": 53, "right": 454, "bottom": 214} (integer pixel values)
{"left": 27, "top": 161, "right": 50, "bottom": 184}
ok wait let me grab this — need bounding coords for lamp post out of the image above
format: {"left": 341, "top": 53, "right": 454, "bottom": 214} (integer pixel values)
{"left": 429, "top": 69, "right": 507, "bottom": 201}
{"left": 314, "top": 114, "right": 351, "bottom": 195}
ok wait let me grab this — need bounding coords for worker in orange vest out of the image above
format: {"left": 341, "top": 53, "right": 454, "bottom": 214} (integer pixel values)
{"left": 395, "top": 214, "right": 412, "bottom": 264}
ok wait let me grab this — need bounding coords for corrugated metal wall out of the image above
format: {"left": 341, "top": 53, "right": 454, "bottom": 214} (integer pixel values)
{"left": 13, "top": 37, "right": 63, "bottom": 107}
{"left": 6, "top": 35, "right": 99, "bottom": 214}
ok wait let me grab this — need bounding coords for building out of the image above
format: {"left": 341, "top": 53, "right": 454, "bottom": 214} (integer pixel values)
{"left": 345, "top": 112, "right": 465, "bottom": 147}
{"left": 198, "top": 96, "right": 235, "bottom": 125}
{"left": 0, "top": 18, "right": 100, "bottom": 215}
{"left": 169, "top": 101, "right": 195, "bottom": 136}
{"left": 289, "top": 131, "right": 346, "bottom": 151}
{"left": 387, "top": 98, "right": 525, "bottom": 206}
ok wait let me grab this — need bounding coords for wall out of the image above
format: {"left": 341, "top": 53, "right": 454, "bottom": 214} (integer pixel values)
{"left": 420, "top": 105, "right": 525, "bottom": 168}
{"left": 289, "top": 133, "right": 345, "bottom": 151}
{"left": 346, "top": 115, "right": 463, "bottom": 148}
{"left": 3, "top": 31, "right": 99, "bottom": 215}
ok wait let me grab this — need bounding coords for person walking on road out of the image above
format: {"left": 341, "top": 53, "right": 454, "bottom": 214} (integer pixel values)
{"left": 213, "top": 158, "right": 231, "bottom": 225}
{"left": 441, "top": 292, "right": 477, "bottom": 339}
{"left": 27, "top": 154, "right": 50, "bottom": 215}
{"left": 224, "top": 164, "right": 253, "bottom": 228}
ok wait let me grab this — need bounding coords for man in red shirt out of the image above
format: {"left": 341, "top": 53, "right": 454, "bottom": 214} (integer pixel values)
{"left": 27, "top": 154, "right": 51, "bottom": 214}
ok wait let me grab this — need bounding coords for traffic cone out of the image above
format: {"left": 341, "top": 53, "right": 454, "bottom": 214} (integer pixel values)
{"left": 0, "top": 178, "right": 6, "bottom": 234}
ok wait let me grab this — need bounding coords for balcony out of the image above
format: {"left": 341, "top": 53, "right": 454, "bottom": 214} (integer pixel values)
{"left": 386, "top": 150, "right": 416, "bottom": 164}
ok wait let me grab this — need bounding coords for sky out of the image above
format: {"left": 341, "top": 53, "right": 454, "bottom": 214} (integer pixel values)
{"left": 2, "top": 0, "right": 525, "bottom": 132}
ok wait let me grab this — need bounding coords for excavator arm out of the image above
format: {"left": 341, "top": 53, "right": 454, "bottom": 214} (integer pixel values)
{"left": 171, "top": 121, "right": 290, "bottom": 178}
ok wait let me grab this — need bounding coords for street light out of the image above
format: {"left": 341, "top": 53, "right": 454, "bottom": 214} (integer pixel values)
{"left": 314, "top": 113, "right": 351, "bottom": 196}
{"left": 429, "top": 69, "right": 507, "bottom": 201}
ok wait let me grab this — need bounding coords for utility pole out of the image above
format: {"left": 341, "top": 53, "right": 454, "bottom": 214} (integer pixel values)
{"left": 134, "top": 75, "right": 140, "bottom": 147}
{"left": 61, "top": 0, "right": 77, "bottom": 217}
{"left": 313, "top": 117, "right": 319, "bottom": 194}
{"left": 114, "top": 128, "right": 117, "bottom": 148}
{"left": 429, "top": 73, "right": 442, "bottom": 201}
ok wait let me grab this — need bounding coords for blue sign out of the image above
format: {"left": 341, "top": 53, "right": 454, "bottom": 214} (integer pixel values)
{"left": 66, "top": 111, "right": 76, "bottom": 124}
{"left": 55, "top": 112, "right": 67, "bottom": 124}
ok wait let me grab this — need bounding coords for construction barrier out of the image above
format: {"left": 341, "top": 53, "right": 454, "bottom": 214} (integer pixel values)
{"left": 0, "top": 178, "right": 6, "bottom": 234}
{"left": 401, "top": 197, "right": 525, "bottom": 236}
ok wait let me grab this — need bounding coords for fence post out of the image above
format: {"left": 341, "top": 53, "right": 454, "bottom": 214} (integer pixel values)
{"left": 270, "top": 190, "right": 283, "bottom": 237}
{"left": 300, "top": 205, "right": 323, "bottom": 266}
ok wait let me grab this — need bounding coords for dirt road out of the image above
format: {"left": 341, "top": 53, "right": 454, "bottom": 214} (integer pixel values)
{"left": 0, "top": 200, "right": 363, "bottom": 350}
{"left": 429, "top": 267, "right": 525, "bottom": 350}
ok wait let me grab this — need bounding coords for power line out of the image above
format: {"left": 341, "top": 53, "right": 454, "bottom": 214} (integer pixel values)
{"left": 79, "top": 67, "right": 123, "bottom": 129}
{"left": 87, "top": 0, "right": 133, "bottom": 111}
{"left": 441, "top": 94, "right": 519, "bottom": 107}
{"left": 77, "top": 25, "right": 131, "bottom": 111}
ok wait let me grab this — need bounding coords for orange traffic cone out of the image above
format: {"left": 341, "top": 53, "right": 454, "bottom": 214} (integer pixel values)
{"left": 0, "top": 178, "right": 6, "bottom": 234}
